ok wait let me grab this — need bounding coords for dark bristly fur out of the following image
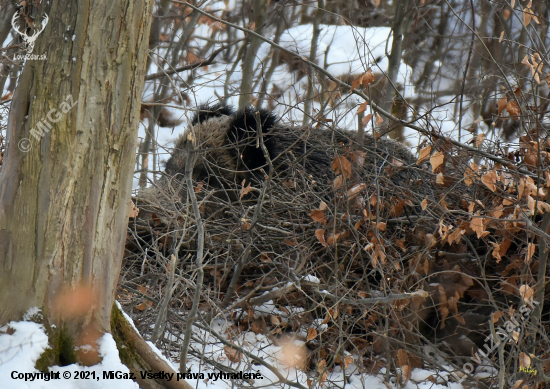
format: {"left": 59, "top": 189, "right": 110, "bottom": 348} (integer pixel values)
{"left": 165, "top": 103, "right": 429, "bottom": 202}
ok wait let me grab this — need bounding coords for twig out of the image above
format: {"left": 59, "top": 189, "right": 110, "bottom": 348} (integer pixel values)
{"left": 151, "top": 254, "right": 178, "bottom": 344}
{"left": 248, "top": 282, "right": 297, "bottom": 307}
{"left": 180, "top": 137, "right": 205, "bottom": 372}
{"left": 144, "top": 43, "right": 236, "bottom": 81}
{"left": 312, "top": 287, "right": 429, "bottom": 306}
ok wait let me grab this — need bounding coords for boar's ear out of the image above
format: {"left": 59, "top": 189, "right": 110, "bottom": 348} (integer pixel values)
{"left": 227, "top": 107, "right": 278, "bottom": 174}
{"left": 192, "top": 103, "right": 234, "bottom": 125}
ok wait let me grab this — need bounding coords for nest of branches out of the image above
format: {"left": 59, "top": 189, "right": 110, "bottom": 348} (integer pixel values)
{"left": 121, "top": 127, "right": 550, "bottom": 388}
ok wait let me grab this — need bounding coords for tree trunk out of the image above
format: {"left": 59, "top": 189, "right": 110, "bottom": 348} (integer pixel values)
{"left": 238, "top": 0, "right": 266, "bottom": 109}
{"left": 0, "top": 0, "right": 153, "bottom": 363}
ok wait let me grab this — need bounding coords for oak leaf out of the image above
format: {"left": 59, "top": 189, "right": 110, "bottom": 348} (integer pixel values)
{"left": 417, "top": 145, "right": 432, "bottom": 164}
{"left": 430, "top": 151, "right": 445, "bottom": 172}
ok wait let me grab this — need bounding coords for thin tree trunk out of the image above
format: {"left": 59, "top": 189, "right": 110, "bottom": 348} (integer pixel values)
{"left": 385, "top": 0, "right": 410, "bottom": 141}
{"left": 238, "top": 0, "right": 266, "bottom": 109}
{"left": 0, "top": 0, "right": 153, "bottom": 363}
{"left": 302, "top": 0, "right": 324, "bottom": 126}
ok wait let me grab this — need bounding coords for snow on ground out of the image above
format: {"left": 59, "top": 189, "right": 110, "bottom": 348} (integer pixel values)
{"left": 0, "top": 319, "right": 137, "bottom": 389}
{"left": 0, "top": 307, "right": 466, "bottom": 389}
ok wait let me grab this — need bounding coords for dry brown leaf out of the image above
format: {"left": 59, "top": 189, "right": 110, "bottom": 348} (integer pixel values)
{"left": 519, "top": 352, "right": 531, "bottom": 368}
{"left": 317, "top": 358, "right": 327, "bottom": 372}
{"left": 464, "top": 163, "right": 478, "bottom": 186}
{"left": 194, "top": 180, "right": 204, "bottom": 193}
{"left": 525, "top": 243, "right": 535, "bottom": 263}
{"left": 310, "top": 209, "right": 328, "bottom": 225}
{"left": 348, "top": 150, "right": 366, "bottom": 166}
{"left": 475, "top": 133, "right": 486, "bottom": 147}
{"left": 439, "top": 222, "right": 450, "bottom": 241}
{"left": 447, "top": 228, "right": 464, "bottom": 245}
{"left": 357, "top": 101, "right": 369, "bottom": 114}
{"left": 523, "top": 7, "right": 531, "bottom": 26}
{"left": 527, "top": 195, "right": 536, "bottom": 214}
{"left": 270, "top": 315, "right": 281, "bottom": 326}
{"left": 430, "top": 151, "right": 445, "bottom": 172}
{"left": 260, "top": 253, "right": 272, "bottom": 263}
{"left": 315, "top": 229, "right": 327, "bottom": 247}
{"left": 333, "top": 175, "right": 344, "bottom": 190}
{"left": 519, "top": 284, "right": 534, "bottom": 302}
{"left": 250, "top": 322, "right": 262, "bottom": 334}
{"left": 491, "top": 238, "right": 511, "bottom": 263}
{"left": 369, "top": 194, "right": 378, "bottom": 207}
{"left": 351, "top": 69, "right": 375, "bottom": 91}
{"left": 343, "top": 355, "right": 354, "bottom": 369}
{"left": 492, "top": 311, "right": 505, "bottom": 323}
{"left": 470, "top": 213, "right": 489, "bottom": 238}
{"left": 362, "top": 113, "right": 373, "bottom": 127}
{"left": 421, "top": 198, "right": 428, "bottom": 210}
{"left": 482, "top": 170, "right": 498, "bottom": 192}
{"left": 395, "top": 237, "right": 407, "bottom": 252}
{"left": 332, "top": 156, "right": 352, "bottom": 179}
{"left": 518, "top": 177, "right": 526, "bottom": 199}
{"left": 240, "top": 181, "right": 253, "bottom": 200}
{"left": 499, "top": 30, "right": 505, "bottom": 42}
{"left": 302, "top": 327, "right": 318, "bottom": 342}
{"left": 374, "top": 221, "right": 387, "bottom": 231}
{"left": 507, "top": 100, "right": 520, "bottom": 117}
{"left": 375, "top": 113, "right": 384, "bottom": 125}
{"left": 439, "top": 306, "right": 449, "bottom": 329}
{"left": 401, "top": 365, "right": 411, "bottom": 385}
{"left": 538, "top": 201, "right": 550, "bottom": 214}
{"left": 497, "top": 96, "right": 508, "bottom": 115}
{"left": 347, "top": 183, "right": 367, "bottom": 199}
{"left": 417, "top": 145, "right": 432, "bottom": 164}
{"left": 490, "top": 205, "right": 503, "bottom": 219}
{"left": 397, "top": 349, "right": 408, "bottom": 367}
{"left": 436, "top": 172, "right": 445, "bottom": 185}
{"left": 375, "top": 246, "right": 386, "bottom": 264}
{"left": 224, "top": 345, "right": 241, "bottom": 362}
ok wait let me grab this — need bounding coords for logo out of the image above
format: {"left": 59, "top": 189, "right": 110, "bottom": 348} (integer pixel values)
{"left": 519, "top": 366, "right": 538, "bottom": 375}
{"left": 11, "top": 11, "right": 49, "bottom": 54}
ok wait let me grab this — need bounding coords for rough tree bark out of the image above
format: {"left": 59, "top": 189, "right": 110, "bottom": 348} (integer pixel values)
{"left": 0, "top": 0, "right": 152, "bottom": 363}
{"left": 238, "top": 0, "right": 266, "bottom": 109}
{"left": 384, "top": 0, "right": 410, "bottom": 142}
